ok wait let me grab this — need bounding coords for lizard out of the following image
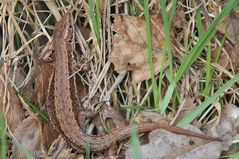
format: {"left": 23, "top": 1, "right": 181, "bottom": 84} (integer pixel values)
{"left": 45, "top": 12, "right": 220, "bottom": 152}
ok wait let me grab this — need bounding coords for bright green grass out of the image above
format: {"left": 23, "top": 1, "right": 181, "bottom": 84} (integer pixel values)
{"left": 159, "top": 0, "right": 175, "bottom": 81}
{"left": 196, "top": 10, "right": 213, "bottom": 97}
{"left": 196, "top": 10, "right": 204, "bottom": 37}
{"left": 143, "top": 0, "right": 178, "bottom": 109}
{"left": 177, "top": 73, "right": 239, "bottom": 127}
{"left": 89, "top": 0, "right": 101, "bottom": 43}
{"left": 196, "top": 9, "right": 221, "bottom": 99}
{"left": 160, "top": 0, "right": 238, "bottom": 114}
{"left": 159, "top": 0, "right": 178, "bottom": 109}
{"left": 144, "top": 0, "right": 159, "bottom": 107}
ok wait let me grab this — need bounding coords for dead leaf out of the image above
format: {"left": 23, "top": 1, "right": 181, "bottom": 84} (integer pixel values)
{"left": 12, "top": 116, "right": 44, "bottom": 159}
{"left": 22, "top": 61, "right": 59, "bottom": 149}
{"left": 203, "top": 104, "right": 239, "bottom": 156}
{"left": 108, "top": 14, "right": 170, "bottom": 83}
{"left": 0, "top": 78, "right": 24, "bottom": 132}
{"left": 126, "top": 127, "right": 223, "bottom": 159}
{"left": 42, "top": 123, "right": 60, "bottom": 150}
{"left": 224, "top": 9, "right": 239, "bottom": 46}
{"left": 212, "top": 41, "right": 239, "bottom": 72}
{"left": 172, "top": 9, "right": 185, "bottom": 29}
{"left": 22, "top": 61, "right": 54, "bottom": 107}
{"left": 212, "top": 8, "right": 239, "bottom": 72}
{"left": 206, "top": 104, "right": 239, "bottom": 139}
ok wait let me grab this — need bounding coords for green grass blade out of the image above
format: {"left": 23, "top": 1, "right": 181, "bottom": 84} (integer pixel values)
{"left": 144, "top": 0, "right": 158, "bottom": 107}
{"left": 95, "top": 0, "right": 101, "bottom": 30}
{"left": 0, "top": 111, "right": 7, "bottom": 159}
{"left": 168, "top": 0, "right": 177, "bottom": 27}
{"left": 85, "top": 143, "right": 90, "bottom": 159}
{"left": 160, "top": 0, "right": 238, "bottom": 113}
{"left": 16, "top": 91, "right": 49, "bottom": 122}
{"left": 177, "top": 73, "right": 239, "bottom": 127}
{"left": 160, "top": 82, "right": 176, "bottom": 113}
{"left": 229, "top": 151, "right": 239, "bottom": 159}
{"left": 203, "top": 45, "right": 212, "bottom": 97}
{"left": 158, "top": 47, "right": 167, "bottom": 106}
{"left": 131, "top": 124, "right": 143, "bottom": 159}
{"left": 159, "top": 0, "right": 174, "bottom": 80}
{"left": 196, "top": 10, "right": 203, "bottom": 37}
{"left": 175, "top": 0, "right": 237, "bottom": 82}
{"left": 89, "top": 0, "right": 100, "bottom": 42}
{"left": 214, "top": 36, "right": 226, "bottom": 63}
{"left": 175, "top": 30, "right": 216, "bottom": 83}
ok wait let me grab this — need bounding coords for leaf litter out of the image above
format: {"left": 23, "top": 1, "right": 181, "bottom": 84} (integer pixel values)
{"left": 108, "top": 14, "right": 169, "bottom": 83}
{"left": 0, "top": 1, "right": 238, "bottom": 159}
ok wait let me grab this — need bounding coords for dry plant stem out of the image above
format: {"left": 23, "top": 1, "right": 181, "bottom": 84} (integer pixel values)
{"left": 46, "top": 13, "right": 220, "bottom": 152}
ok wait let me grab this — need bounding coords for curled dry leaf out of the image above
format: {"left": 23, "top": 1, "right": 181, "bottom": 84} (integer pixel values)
{"left": 108, "top": 14, "right": 171, "bottom": 83}
{"left": 12, "top": 116, "right": 44, "bottom": 159}
{"left": 126, "top": 127, "right": 222, "bottom": 159}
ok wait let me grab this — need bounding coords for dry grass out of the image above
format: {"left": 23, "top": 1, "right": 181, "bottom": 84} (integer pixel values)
{"left": 0, "top": 0, "right": 239, "bottom": 158}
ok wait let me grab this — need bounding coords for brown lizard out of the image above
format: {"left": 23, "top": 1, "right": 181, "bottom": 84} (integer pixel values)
{"left": 45, "top": 12, "right": 220, "bottom": 152}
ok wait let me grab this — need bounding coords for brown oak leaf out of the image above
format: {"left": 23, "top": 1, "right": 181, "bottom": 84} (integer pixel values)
{"left": 108, "top": 14, "right": 171, "bottom": 83}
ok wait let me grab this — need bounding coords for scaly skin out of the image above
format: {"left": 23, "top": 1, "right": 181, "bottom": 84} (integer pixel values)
{"left": 46, "top": 13, "right": 220, "bottom": 152}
